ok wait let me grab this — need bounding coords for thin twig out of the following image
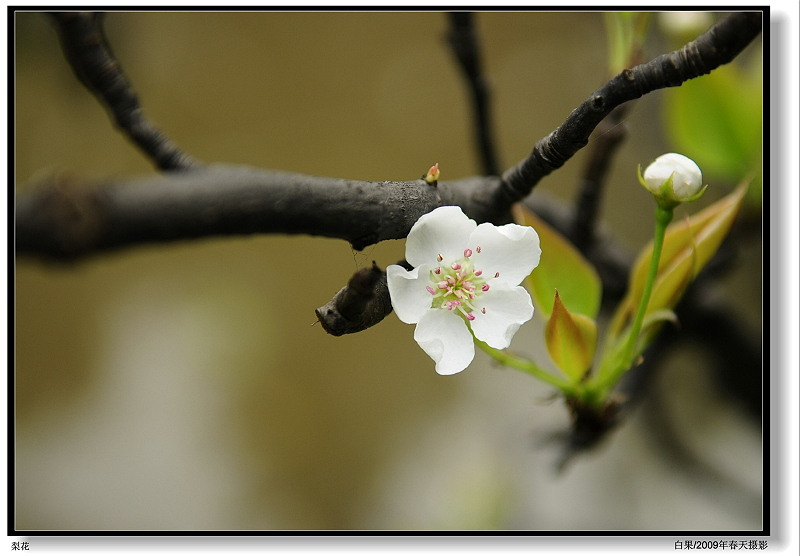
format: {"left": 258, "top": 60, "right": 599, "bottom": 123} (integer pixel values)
{"left": 49, "top": 12, "right": 200, "bottom": 171}
{"left": 446, "top": 12, "right": 500, "bottom": 176}
{"left": 570, "top": 105, "right": 629, "bottom": 251}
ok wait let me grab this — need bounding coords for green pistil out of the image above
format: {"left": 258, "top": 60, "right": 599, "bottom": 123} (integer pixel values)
{"left": 427, "top": 249, "right": 490, "bottom": 320}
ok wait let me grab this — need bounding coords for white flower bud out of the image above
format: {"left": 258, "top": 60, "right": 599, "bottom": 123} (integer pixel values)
{"left": 641, "top": 153, "right": 706, "bottom": 206}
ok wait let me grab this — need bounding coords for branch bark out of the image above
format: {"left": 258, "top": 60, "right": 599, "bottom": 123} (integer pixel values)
{"left": 15, "top": 166, "right": 500, "bottom": 258}
{"left": 49, "top": 12, "right": 199, "bottom": 171}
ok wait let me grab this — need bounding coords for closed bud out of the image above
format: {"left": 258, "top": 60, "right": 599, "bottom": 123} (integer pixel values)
{"left": 423, "top": 163, "right": 440, "bottom": 185}
{"left": 640, "top": 153, "right": 706, "bottom": 207}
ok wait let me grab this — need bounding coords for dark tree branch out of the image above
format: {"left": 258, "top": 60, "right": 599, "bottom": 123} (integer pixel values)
{"left": 49, "top": 12, "right": 200, "bottom": 172}
{"left": 14, "top": 166, "right": 498, "bottom": 259}
{"left": 15, "top": 163, "right": 644, "bottom": 273}
{"left": 570, "top": 104, "right": 629, "bottom": 251}
{"left": 446, "top": 12, "right": 500, "bottom": 176}
{"left": 315, "top": 261, "right": 408, "bottom": 336}
{"left": 497, "top": 11, "right": 762, "bottom": 205}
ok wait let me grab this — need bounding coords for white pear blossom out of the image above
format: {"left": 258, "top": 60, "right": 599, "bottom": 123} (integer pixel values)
{"left": 386, "top": 206, "right": 541, "bottom": 375}
{"left": 641, "top": 153, "right": 706, "bottom": 206}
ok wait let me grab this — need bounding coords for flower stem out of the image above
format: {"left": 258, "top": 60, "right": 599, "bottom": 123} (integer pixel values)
{"left": 475, "top": 339, "right": 576, "bottom": 395}
{"left": 597, "top": 204, "right": 674, "bottom": 395}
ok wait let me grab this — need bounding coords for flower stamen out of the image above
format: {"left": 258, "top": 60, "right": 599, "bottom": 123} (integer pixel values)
{"left": 425, "top": 247, "right": 492, "bottom": 323}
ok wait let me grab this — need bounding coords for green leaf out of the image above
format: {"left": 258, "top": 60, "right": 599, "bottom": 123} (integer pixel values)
{"left": 513, "top": 204, "right": 602, "bottom": 320}
{"left": 638, "top": 309, "right": 680, "bottom": 346}
{"left": 645, "top": 241, "right": 695, "bottom": 315}
{"left": 664, "top": 59, "right": 762, "bottom": 205}
{"left": 685, "top": 182, "right": 750, "bottom": 276}
{"left": 545, "top": 290, "right": 598, "bottom": 383}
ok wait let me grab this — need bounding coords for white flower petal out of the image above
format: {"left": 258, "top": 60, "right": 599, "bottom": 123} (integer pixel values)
{"left": 413, "top": 309, "right": 475, "bottom": 375}
{"left": 469, "top": 282, "right": 534, "bottom": 349}
{"left": 405, "top": 206, "right": 477, "bottom": 268}
{"left": 393, "top": 205, "right": 542, "bottom": 376}
{"left": 386, "top": 263, "right": 433, "bottom": 324}
{"left": 468, "top": 222, "right": 541, "bottom": 286}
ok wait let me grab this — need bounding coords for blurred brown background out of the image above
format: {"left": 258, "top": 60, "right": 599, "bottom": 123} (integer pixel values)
{"left": 14, "top": 11, "right": 762, "bottom": 530}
